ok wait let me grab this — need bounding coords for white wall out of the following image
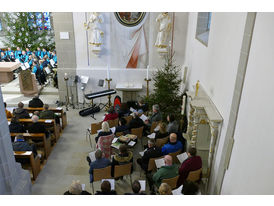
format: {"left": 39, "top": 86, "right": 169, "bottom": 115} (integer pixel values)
{"left": 183, "top": 12, "right": 247, "bottom": 193}
{"left": 72, "top": 12, "right": 188, "bottom": 103}
{"left": 221, "top": 13, "right": 274, "bottom": 194}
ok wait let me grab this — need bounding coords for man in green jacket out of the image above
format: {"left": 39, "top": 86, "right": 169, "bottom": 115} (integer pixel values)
{"left": 152, "top": 155, "right": 178, "bottom": 188}
{"left": 39, "top": 104, "right": 55, "bottom": 119}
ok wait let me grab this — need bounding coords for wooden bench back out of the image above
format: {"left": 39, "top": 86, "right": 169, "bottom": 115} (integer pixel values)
{"left": 162, "top": 175, "right": 179, "bottom": 189}
{"left": 93, "top": 166, "right": 112, "bottom": 182}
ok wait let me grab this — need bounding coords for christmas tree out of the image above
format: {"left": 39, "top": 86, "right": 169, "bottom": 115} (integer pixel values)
{"left": 145, "top": 52, "right": 183, "bottom": 119}
{"left": 1, "top": 12, "right": 55, "bottom": 51}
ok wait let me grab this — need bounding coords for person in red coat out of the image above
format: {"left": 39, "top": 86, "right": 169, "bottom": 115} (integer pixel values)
{"left": 103, "top": 106, "right": 118, "bottom": 121}
{"left": 177, "top": 147, "right": 202, "bottom": 187}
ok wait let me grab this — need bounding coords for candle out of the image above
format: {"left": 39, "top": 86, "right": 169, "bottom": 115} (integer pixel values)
{"left": 107, "top": 65, "right": 110, "bottom": 80}
{"left": 146, "top": 65, "right": 149, "bottom": 79}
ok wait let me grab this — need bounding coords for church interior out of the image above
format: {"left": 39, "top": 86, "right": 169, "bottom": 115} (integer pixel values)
{"left": 1, "top": 2, "right": 274, "bottom": 201}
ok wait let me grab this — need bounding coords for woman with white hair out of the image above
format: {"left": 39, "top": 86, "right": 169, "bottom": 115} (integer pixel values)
{"left": 95, "top": 121, "right": 112, "bottom": 143}
{"left": 64, "top": 180, "right": 91, "bottom": 195}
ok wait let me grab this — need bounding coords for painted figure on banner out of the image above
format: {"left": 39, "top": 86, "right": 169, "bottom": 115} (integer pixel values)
{"left": 155, "top": 12, "right": 172, "bottom": 56}
{"left": 84, "top": 12, "right": 104, "bottom": 56}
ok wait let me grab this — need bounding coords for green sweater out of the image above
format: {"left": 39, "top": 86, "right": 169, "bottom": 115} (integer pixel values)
{"left": 153, "top": 164, "right": 179, "bottom": 187}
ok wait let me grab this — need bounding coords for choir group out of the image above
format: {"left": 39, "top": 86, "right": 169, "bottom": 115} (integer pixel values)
{"left": 0, "top": 47, "right": 57, "bottom": 86}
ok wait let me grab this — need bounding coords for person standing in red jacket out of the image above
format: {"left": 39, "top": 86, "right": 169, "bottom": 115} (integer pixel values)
{"left": 177, "top": 147, "right": 202, "bottom": 187}
{"left": 103, "top": 106, "right": 118, "bottom": 121}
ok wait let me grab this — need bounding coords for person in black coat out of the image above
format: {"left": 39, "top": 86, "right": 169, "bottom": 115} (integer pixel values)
{"left": 128, "top": 112, "right": 145, "bottom": 131}
{"left": 9, "top": 117, "right": 26, "bottom": 134}
{"left": 64, "top": 180, "right": 91, "bottom": 195}
{"left": 12, "top": 135, "right": 38, "bottom": 164}
{"left": 124, "top": 180, "right": 146, "bottom": 195}
{"left": 115, "top": 117, "right": 129, "bottom": 135}
{"left": 137, "top": 139, "right": 162, "bottom": 172}
{"left": 28, "top": 95, "right": 44, "bottom": 108}
{"left": 13, "top": 102, "right": 30, "bottom": 119}
{"left": 118, "top": 103, "right": 130, "bottom": 118}
{"left": 95, "top": 180, "right": 117, "bottom": 195}
{"left": 28, "top": 115, "right": 49, "bottom": 141}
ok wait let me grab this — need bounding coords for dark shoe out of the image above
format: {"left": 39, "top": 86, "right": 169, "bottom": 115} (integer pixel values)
{"left": 86, "top": 156, "right": 91, "bottom": 165}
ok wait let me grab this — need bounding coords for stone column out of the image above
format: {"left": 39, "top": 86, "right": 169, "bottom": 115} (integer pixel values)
{"left": 0, "top": 88, "right": 31, "bottom": 194}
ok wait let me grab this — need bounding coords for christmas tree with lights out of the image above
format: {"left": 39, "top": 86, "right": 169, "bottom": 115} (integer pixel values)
{"left": 1, "top": 12, "right": 55, "bottom": 51}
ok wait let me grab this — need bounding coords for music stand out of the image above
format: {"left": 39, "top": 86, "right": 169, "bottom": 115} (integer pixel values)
{"left": 80, "top": 75, "right": 89, "bottom": 109}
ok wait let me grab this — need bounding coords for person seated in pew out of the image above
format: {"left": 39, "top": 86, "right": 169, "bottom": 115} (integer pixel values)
{"left": 86, "top": 150, "right": 111, "bottom": 183}
{"left": 12, "top": 135, "right": 38, "bottom": 164}
{"left": 181, "top": 181, "right": 200, "bottom": 195}
{"left": 144, "top": 104, "right": 162, "bottom": 127}
{"left": 13, "top": 102, "right": 30, "bottom": 119}
{"left": 95, "top": 180, "right": 117, "bottom": 195}
{"left": 118, "top": 103, "right": 130, "bottom": 118}
{"left": 19, "top": 50, "right": 28, "bottom": 64}
{"left": 176, "top": 147, "right": 202, "bottom": 187}
{"left": 103, "top": 106, "right": 118, "bottom": 121}
{"left": 124, "top": 180, "right": 146, "bottom": 195}
{"left": 64, "top": 180, "right": 91, "bottom": 195}
{"left": 167, "top": 114, "right": 179, "bottom": 134}
{"left": 136, "top": 99, "right": 148, "bottom": 114}
{"left": 111, "top": 144, "right": 133, "bottom": 178}
{"left": 39, "top": 104, "right": 54, "bottom": 119}
{"left": 28, "top": 95, "right": 44, "bottom": 108}
{"left": 150, "top": 155, "right": 178, "bottom": 190}
{"left": 128, "top": 112, "right": 145, "bottom": 131}
{"left": 8, "top": 51, "right": 16, "bottom": 62}
{"left": 9, "top": 116, "right": 26, "bottom": 134}
{"left": 25, "top": 48, "right": 32, "bottom": 56}
{"left": 95, "top": 121, "right": 112, "bottom": 143}
{"left": 115, "top": 117, "right": 129, "bottom": 135}
{"left": 28, "top": 115, "right": 49, "bottom": 140}
{"left": 161, "top": 133, "right": 182, "bottom": 156}
{"left": 4, "top": 102, "right": 12, "bottom": 118}
{"left": 137, "top": 139, "right": 162, "bottom": 173}
{"left": 155, "top": 122, "right": 169, "bottom": 139}
{"left": 158, "top": 183, "right": 172, "bottom": 195}
{"left": 15, "top": 47, "right": 22, "bottom": 59}
{"left": 0, "top": 51, "right": 7, "bottom": 62}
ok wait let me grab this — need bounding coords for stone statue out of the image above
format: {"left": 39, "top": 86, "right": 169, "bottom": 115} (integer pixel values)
{"left": 84, "top": 12, "right": 104, "bottom": 56}
{"left": 155, "top": 12, "right": 172, "bottom": 55}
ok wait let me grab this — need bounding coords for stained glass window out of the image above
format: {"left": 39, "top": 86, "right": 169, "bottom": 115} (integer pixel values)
{"left": 35, "top": 12, "right": 51, "bottom": 30}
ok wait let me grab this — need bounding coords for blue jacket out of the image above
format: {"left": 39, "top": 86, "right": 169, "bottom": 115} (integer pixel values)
{"left": 161, "top": 141, "right": 183, "bottom": 155}
{"left": 41, "top": 51, "right": 47, "bottom": 58}
{"left": 19, "top": 54, "right": 28, "bottom": 63}
{"left": 15, "top": 50, "right": 22, "bottom": 59}
{"left": 89, "top": 158, "right": 111, "bottom": 182}
{"left": 35, "top": 50, "right": 42, "bottom": 58}
{"left": 52, "top": 55, "right": 57, "bottom": 63}
{"left": 5, "top": 50, "right": 13, "bottom": 56}
{"left": 0, "top": 54, "right": 6, "bottom": 61}
{"left": 26, "top": 51, "right": 32, "bottom": 56}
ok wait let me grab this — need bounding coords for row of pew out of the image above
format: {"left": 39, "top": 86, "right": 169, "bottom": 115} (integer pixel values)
{"left": 9, "top": 107, "right": 67, "bottom": 181}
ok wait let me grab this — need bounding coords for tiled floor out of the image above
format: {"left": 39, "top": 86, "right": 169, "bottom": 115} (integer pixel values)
{"left": 31, "top": 109, "right": 150, "bottom": 195}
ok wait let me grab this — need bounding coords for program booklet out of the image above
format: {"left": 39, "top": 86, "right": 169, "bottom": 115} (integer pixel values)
{"left": 177, "top": 152, "right": 188, "bottom": 163}
{"left": 155, "top": 158, "right": 165, "bottom": 169}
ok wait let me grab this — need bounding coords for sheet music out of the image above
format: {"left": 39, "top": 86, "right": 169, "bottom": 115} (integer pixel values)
{"left": 50, "top": 59, "right": 55, "bottom": 67}
{"left": 110, "top": 127, "right": 116, "bottom": 134}
{"left": 101, "top": 179, "right": 115, "bottom": 190}
{"left": 45, "top": 120, "right": 53, "bottom": 123}
{"left": 139, "top": 180, "right": 146, "bottom": 191}
{"left": 21, "top": 65, "right": 26, "bottom": 70}
{"left": 155, "top": 158, "right": 165, "bottom": 169}
{"left": 8, "top": 121, "right": 11, "bottom": 125}
{"left": 88, "top": 151, "right": 96, "bottom": 162}
{"left": 24, "top": 62, "right": 30, "bottom": 69}
{"left": 56, "top": 107, "right": 62, "bottom": 110}
{"left": 139, "top": 148, "right": 147, "bottom": 157}
{"left": 130, "top": 107, "right": 137, "bottom": 113}
{"left": 81, "top": 184, "right": 85, "bottom": 191}
{"left": 45, "top": 67, "right": 51, "bottom": 74}
{"left": 128, "top": 141, "right": 136, "bottom": 147}
{"left": 29, "top": 113, "right": 33, "bottom": 117}
{"left": 154, "top": 125, "right": 160, "bottom": 132}
{"left": 177, "top": 152, "right": 188, "bottom": 163}
{"left": 112, "top": 137, "right": 118, "bottom": 144}
{"left": 140, "top": 114, "right": 148, "bottom": 122}
{"left": 147, "top": 133, "right": 156, "bottom": 139}
{"left": 172, "top": 185, "right": 183, "bottom": 195}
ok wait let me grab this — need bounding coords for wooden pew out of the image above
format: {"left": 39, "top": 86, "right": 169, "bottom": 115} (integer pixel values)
{"left": 7, "top": 118, "right": 60, "bottom": 142}
{"left": 26, "top": 107, "right": 67, "bottom": 129}
{"left": 14, "top": 151, "right": 41, "bottom": 180}
{"left": 10, "top": 133, "right": 51, "bottom": 159}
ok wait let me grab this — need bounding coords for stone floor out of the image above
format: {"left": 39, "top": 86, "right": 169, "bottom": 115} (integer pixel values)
{"left": 31, "top": 108, "right": 150, "bottom": 195}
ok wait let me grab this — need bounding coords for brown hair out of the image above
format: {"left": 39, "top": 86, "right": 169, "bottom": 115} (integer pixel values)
{"left": 159, "top": 122, "right": 167, "bottom": 134}
{"left": 101, "top": 180, "right": 111, "bottom": 193}
{"left": 188, "top": 147, "right": 197, "bottom": 156}
{"left": 119, "top": 144, "right": 128, "bottom": 155}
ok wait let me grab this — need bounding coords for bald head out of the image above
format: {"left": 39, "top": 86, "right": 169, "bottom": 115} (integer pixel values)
{"left": 164, "top": 155, "right": 172, "bottom": 166}
{"left": 32, "top": 115, "right": 39, "bottom": 123}
{"left": 169, "top": 133, "right": 177, "bottom": 143}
